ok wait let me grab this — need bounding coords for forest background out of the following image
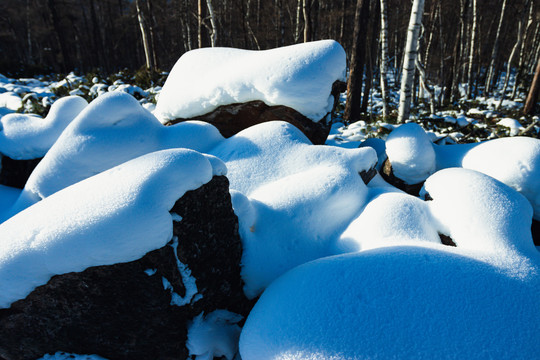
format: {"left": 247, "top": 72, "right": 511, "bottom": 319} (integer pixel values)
{"left": 1, "top": 0, "right": 539, "bottom": 120}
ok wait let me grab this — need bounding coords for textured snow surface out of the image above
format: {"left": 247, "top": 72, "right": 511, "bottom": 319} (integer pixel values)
{"left": 460, "top": 137, "right": 540, "bottom": 221}
{"left": 385, "top": 122, "right": 436, "bottom": 184}
{"left": 210, "top": 121, "right": 377, "bottom": 298}
{"left": 422, "top": 168, "right": 537, "bottom": 268}
{"left": 0, "top": 149, "right": 222, "bottom": 308}
{"left": 0, "top": 96, "right": 87, "bottom": 159}
{"left": 155, "top": 40, "right": 346, "bottom": 122}
{"left": 5, "top": 92, "right": 224, "bottom": 217}
{"left": 240, "top": 246, "right": 540, "bottom": 360}
{"left": 339, "top": 191, "right": 441, "bottom": 252}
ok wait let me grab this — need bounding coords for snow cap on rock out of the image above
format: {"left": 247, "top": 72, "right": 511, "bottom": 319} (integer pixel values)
{"left": 155, "top": 40, "right": 346, "bottom": 123}
{"left": 385, "top": 122, "right": 436, "bottom": 184}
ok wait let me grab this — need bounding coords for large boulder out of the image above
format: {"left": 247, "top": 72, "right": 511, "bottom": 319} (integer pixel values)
{"left": 165, "top": 99, "right": 333, "bottom": 145}
{"left": 0, "top": 176, "right": 252, "bottom": 360}
{"left": 0, "top": 156, "right": 41, "bottom": 188}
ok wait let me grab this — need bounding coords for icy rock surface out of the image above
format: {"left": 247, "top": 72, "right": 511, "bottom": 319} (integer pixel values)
{"left": 155, "top": 40, "right": 346, "bottom": 123}
{"left": 0, "top": 96, "right": 88, "bottom": 159}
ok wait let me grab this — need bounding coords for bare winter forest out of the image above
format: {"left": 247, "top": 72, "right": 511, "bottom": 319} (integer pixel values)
{"left": 1, "top": 0, "right": 540, "bottom": 119}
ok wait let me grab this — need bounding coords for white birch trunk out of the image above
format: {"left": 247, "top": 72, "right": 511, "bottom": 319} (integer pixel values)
{"left": 379, "top": 0, "right": 389, "bottom": 118}
{"left": 466, "top": 0, "right": 477, "bottom": 99}
{"left": 397, "top": 0, "right": 425, "bottom": 123}
{"left": 206, "top": 0, "right": 218, "bottom": 47}
{"left": 135, "top": 0, "right": 153, "bottom": 70}
{"left": 197, "top": 0, "right": 203, "bottom": 48}
{"left": 294, "top": 0, "right": 302, "bottom": 43}
{"left": 485, "top": 0, "right": 507, "bottom": 95}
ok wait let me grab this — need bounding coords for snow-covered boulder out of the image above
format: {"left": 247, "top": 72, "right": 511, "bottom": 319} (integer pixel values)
{"left": 0, "top": 95, "right": 88, "bottom": 160}
{"left": 0, "top": 96, "right": 88, "bottom": 188}
{"left": 0, "top": 149, "right": 251, "bottom": 359}
{"left": 209, "top": 121, "right": 378, "bottom": 298}
{"left": 4, "top": 92, "right": 223, "bottom": 218}
{"left": 435, "top": 136, "right": 540, "bottom": 221}
{"left": 240, "top": 246, "right": 540, "bottom": 360}
{"left": 155, "top": 40, "right": 346, "bottom": 144}
{"left": 422, "top": 167, "right": 537, "bottom": 262}
{"left": 381, "top": 122, "right": 436, "bottom": 195}
{"left": 338, "top": 191, "right": 441, "bottom": 252}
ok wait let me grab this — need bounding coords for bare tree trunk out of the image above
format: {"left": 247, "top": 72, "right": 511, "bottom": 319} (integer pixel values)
{"left": 379, "top": 0, "right": 389, "bottom": 118}
{"left": 524, "top": 56, "right": 540, "bottom": 115}
{"left": 511, "top": 1, "right": 534, "bottom": 100}
{"left": 47, "top": 0, "right": 72, "bottom": 72}
{"left": 294, "top": 0, "right": 302, "bottom": 43}
{"left": 26, "top": 0, "right": 33, "bottom": 64}
{"left": 497, "top": 0, "right": 530, "bottom": 109}
{"left": 339, "top": 0, "right": 347, "bottom": 45}
{"left": 145, "top": 0, "right": 159, "bottom": 69}
{"left": 485, "top": 0, "right": 507, "bottom": 96}
{"left": 303, "top": 0, "right": 311, "bottom": 42}
{"left": 397, "top": 0, "right": 425, "bottom": 123}
{"left": 466, "top": 0, "right": 477, "bottom": 99}
{"left": 198, "top": 0, "right": 203, "bottom": 48}
{"left": 135, "top": 0, "right": 154, "bottom": 70}
{"left": 344, "top": 0, "right": 370, "bottom": 123}
{"left": 361, "top": 0, "right": 378, "bottom": 114}
{"left": 206, "top": 0, "right": 218, "bottom": 47}
{"left": 246, "top": 0, "right": 261, "bottom": 49}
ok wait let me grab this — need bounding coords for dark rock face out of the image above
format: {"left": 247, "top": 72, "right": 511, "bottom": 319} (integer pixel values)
{"left": 0, "top": 176, "right": 252, "bottom": 360}
{"left": 164, "top": 81, "right": 345, "bottom": 146}
{"left": 165, "top": 100, "right": 331, "bottom": 145}
{"left": 0, "top": 156, "right": 42, "bottom": 189}
{"left": 533, "top": 220, "right": 540, "bottom": 246}
{"left": 380, "top": 158, "right": 424, "bottom": 196}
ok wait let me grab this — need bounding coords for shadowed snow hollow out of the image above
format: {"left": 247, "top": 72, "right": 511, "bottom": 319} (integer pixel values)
{"left": 154, "top": 40, "right": 346, "bottom": 122}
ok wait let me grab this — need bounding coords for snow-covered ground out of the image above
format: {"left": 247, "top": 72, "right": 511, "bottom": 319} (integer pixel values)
{"left": 0, "top": 40, "right": 539, "bottom": 359}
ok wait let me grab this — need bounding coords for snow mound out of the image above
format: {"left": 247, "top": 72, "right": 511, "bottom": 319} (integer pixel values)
{"left": 0, "top": 96, "right": 88, "bottom": 159}
{"left": 240, "top": 247, "right": 540, "bottom": 360}
{"left": 155, "top": 40, "right": 346, "bottom": 123}
{"left": 210, "top": 121, "right": 377, "bottom": 298}
{"left": 11, "top": 92, "right": 223, "bottom": 212}
{"left": 497, "top": 117, "right": 524, "bottom": 136}
{"left": 0, "top": 148, "right": 222, "bottom": 308}
{"left": 385, "top": 122, "right": 436, "bottom": 184}
{"left": 460, "top": 137, "right": 540, "bottom": 221}
{"left": 0, "top": 92, "right": 22, "bottom": 112}
{"left": 422, "top": 167, "right": 537, "bottom": 260}
{"left": 339, "top": 191, "right": 441, "bottom": 252}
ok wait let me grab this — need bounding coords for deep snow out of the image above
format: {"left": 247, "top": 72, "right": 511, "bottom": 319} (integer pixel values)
{"left": 0, "top": 40, "right": 539, "bottom": 360}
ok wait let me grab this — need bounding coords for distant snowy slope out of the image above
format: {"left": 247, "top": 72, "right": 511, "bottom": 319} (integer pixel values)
{"left": 0, "top": 149, "right": 224, "bottom": 308}
{"left": 155, "top": 40, "right": 346, "bottom": 122}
